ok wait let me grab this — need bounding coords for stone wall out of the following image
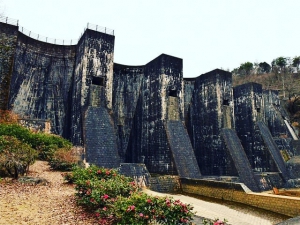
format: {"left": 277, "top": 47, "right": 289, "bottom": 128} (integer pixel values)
{"left": 112, "top": 64, "right": 143, "bottom": 160}
{"left": 0, "top": 22, "right": 18, "bottom": 110}
{"left": 18, "top": 118, "right": 51, "bottom": 133}
{"left": 8, "top": 32, "right": 75, "bottom": 136}
{"left": 181, "top": 178, "right": 300, "bottom": 217}
{"left": 127, "top": 54, "right": 183, "bottom": 175}
{"left": 189, "top": 69, "right": 234, "bottom": 176}
{"left": 149, "top": 175, "right": 181, "bottom": 193}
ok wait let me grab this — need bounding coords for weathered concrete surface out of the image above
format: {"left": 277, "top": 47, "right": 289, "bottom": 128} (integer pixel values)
{"left": 0, "top": 22, "right": 18, "bottom": 109}
{"left": 71, "top": 29, "right": 115, "bottom": 145}
{"left": 189, "top": 69, "right": 234, "bottom": 176}
{"left": 222, "top": 128, "right": 260, "bottom": 192}
{"left": 257, "top": 121, "right": 289, "bottom": 180}
{"left": 126, "top": 54, "right": 184, "bottom": 175}
{"left": 9, "top": 33, "right": 75, "bottom": 136}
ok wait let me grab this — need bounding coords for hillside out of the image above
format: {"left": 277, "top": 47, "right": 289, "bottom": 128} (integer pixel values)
{"left": 233, "top": 72, "right": 300, "bottom": 128}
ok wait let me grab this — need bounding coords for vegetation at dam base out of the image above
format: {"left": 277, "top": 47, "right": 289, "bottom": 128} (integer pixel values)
{"left": 0, "top": 110, "right": 228, "bottom": 224}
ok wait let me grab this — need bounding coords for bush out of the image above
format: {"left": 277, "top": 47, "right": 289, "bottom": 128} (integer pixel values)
{"left": 0, "top": 135, "right": 37, "bottom": 178}
{"left": 49, "top": 147, "right": 82, "bottom": 171}
{"left": 0, "top": 123, "right": 72, "bottom": 160}
{"left": 100, "top": 192, "right": 194, "bottom": 225}
{"left": 203, "top": 218, "right": 228, "bottom": 225}
{"left": 65, "top": 165, "right": 195, "bottom": 225}
{"left": 0, "top": 110, "right": 19, "bottom": 124}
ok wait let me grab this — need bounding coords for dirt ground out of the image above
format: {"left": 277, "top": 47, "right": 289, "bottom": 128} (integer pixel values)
{"left": 0, "top": 161, "right": 98, "bottom": 225}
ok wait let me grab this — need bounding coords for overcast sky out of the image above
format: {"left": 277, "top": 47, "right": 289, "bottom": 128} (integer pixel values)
{"left": 1, "top": 0, "right": 300, "bottom": 77}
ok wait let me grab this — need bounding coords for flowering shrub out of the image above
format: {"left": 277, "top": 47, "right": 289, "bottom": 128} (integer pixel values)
{"left": 203, "top": 218, "right": 228, "bottom": 225}
{"left": 66, "top": 165, "right": 137, "bottom": 210}
{"left": 66, "top": 165, "right": 195, "bottom": 224}
{"left": 99, "top": 192, "right": 194, "bottom": 225}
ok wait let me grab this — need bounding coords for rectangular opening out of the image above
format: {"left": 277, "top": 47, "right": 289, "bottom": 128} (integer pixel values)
{"left": 223, "top": 99, "right": 229, "bottom": 106}
{"left": 256, "top": 108, "right": 261, "bottom": 113}
{"left": 169, "top": 89, "right": 177, "bottom": 97}
{"left": 92, "top": 76, "right": 105, "bottom": 86}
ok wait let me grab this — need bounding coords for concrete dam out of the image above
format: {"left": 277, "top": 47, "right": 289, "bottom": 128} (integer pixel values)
{"left": 1, "top": 17, "right": 300, "bottom": 193}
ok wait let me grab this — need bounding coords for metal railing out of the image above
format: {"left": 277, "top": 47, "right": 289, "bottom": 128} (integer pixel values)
{"left": 19, "top": 26, "right": 77, "bottom": 45}
{"left": 87, "top": 23, "right": 114, "bottom": 35}
{"left": 0, "top": 16, "right": 114, "bottom": 46}
{"left": 0, "top": 16, "right": 18, "bottom": 26}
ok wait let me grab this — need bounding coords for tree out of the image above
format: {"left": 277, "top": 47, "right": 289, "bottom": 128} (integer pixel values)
{"left": 238, "top": 62, "right": 253, "bottom": 76}
{"left": 0, "top": 135, "right": 37, "bottom": 178}
{"left": 292, "top": 56, "right": 300, "bottom": 73}
{"left": 274, "top": 57, "right": 287, "bottom": 72}
{"left": 258, "top": 62, "right": 271, "bottom": 74}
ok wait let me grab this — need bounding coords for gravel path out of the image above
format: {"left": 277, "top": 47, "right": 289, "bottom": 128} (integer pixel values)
{"left": 0, "top": 161, "right": 97, "bottom": 225}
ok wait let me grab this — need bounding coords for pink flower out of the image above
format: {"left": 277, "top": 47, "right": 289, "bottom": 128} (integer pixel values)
{"left": 126, "top": 205, "right": 136, "bottom": 212}
{"left": 102, "top": 194, "right": 109, "bottom": 200}
{"left": 139, "top": 213, "right": 144, "bottom": 217}
{"left": 103, "top": 207, "right": 107, "bottom": 211}
{"left": 95, "top": 212, "right": 100, "bottom": 217}
{"left": 147, "top": 199, "right": 152, "bottom": 203}
{"left": 97, "top": 170, "right": 102, "bottom": 174}
{"left": 214, "top": 220, "right": 224, "bottom": 225}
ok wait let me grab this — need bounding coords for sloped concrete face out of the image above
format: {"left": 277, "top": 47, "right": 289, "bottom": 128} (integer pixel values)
{"left": 84, "top": 106, "right": 120, "bottom": 168}
{"left": 221, "top": 128, "right": 260, "bottom": 192}
{"left": 165, "top": 96, "right": 201, "bottom": 179}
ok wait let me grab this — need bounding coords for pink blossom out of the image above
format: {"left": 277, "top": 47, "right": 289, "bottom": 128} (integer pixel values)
{"left": 214, "top": 220, "right": 224, "bottom": 225}
{"left": 139, "top": 213, "right": 144, "bottom": 217}
{"left": 102, "top": 194, "right": 109, "bottom": 200}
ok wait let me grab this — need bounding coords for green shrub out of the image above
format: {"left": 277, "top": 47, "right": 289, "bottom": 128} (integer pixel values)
{"left": 0, "top": 123, "right": 72, "bottom": 160}
{"left": 0, "top": 135, "right": 37, "bottom": 178}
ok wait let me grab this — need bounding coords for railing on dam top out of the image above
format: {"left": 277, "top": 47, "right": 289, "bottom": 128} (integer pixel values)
{"left": 0, "top": 16, "right": 19, "bottom": 26}
{"left": 0, "top": 16, "right": 114, "bottom": 46}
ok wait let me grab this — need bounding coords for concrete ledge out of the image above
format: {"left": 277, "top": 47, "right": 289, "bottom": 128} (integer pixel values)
{"left": 181, "top": 178, "right": 300, "bottom": 217}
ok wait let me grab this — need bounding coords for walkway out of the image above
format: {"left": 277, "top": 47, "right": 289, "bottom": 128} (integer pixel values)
{"left": 143, "top": 189, "right": 288, "bottom": 225}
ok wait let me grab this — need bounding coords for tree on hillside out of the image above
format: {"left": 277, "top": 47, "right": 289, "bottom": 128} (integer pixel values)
{"left": 292, "top": 56, "right": 300, "bottom": 73}
{"left": 238, "top": 62, "right": 253, "bottom": 76}
{"left": 258, "top": 62, "right": 271, "bottom": 74}
{"left": 272, "top": 57, "right": 292, "bottom": 98}
{"left": 272, "top": 57, "right": 288, "bottom": 73}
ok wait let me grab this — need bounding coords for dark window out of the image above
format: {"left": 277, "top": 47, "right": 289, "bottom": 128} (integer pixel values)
{"left": 92, "top": 76, "right": 105, "bottom": 86}
{"left": 169, "top": 90, "right": 177, "bottom": 97}
{"left": 256, "top": 108, "right": 261, "bottom": 113}
{"left": 223, "top": 99, "right": 229, "bottom": 106}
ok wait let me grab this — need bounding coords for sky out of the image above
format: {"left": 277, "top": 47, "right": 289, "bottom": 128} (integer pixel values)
{"left": 1, "top": 0, "right": 300, "bottom": 78}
